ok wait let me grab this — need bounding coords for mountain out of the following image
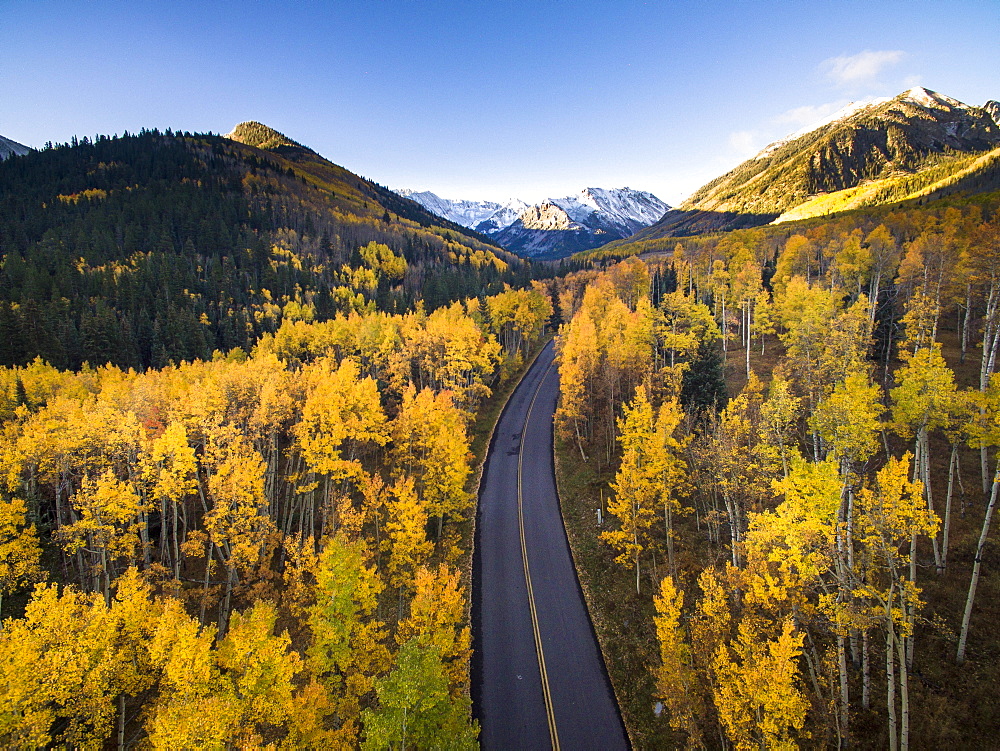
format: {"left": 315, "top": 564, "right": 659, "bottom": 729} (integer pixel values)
{"left": 395, "top": 190, "right": 530, "bottom": 233}
{"left": 631, "top": 87, "right": 1000, "bottom": 240}
{"left": 400, "top": 187, "right": 670, "bottom": 259}
{"left": 986, "top": 100, "right": 1000, "bottom": 126}
{"left": 0, "top": 122, "right": 528, "bottom": 370}
{"left": 0, "top": 134, "right": 30, "bottom": 160}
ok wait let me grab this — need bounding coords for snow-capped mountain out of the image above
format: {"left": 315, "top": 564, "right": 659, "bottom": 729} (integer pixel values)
{"left": 0, "top": 135, "right": 30, "bottom": 160}
{"left": 397, "top": 187, "right": 670, "bottom": 258}
{"left": 395, "top": 190, "right": 529, "bottom": 234}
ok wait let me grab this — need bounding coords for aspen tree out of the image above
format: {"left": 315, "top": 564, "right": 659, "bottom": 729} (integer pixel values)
{"left": 555, "top": 306, "right": 599, "bottom": 459}
{"left": 604, "top": 385, "right": 660, "bottom": 593}
{"left": 391, "top": 386, "right": 471, "bottom": 539}
{"left": 0, "top": 495, "right": 44, "bottom": 618}
{"left": 360, "top": 637, "right": 477, "bottom": 751}
{"left": 713, "top": 619, "right": 810, "bottom": 751}
{"left": 891, "top": 344, "right": 957, "bottom": 575}
{"left": 653, "top": 576, "right": 705, "bottom": 747}
{"left": 853, "top": 457, "right": 938, "bottom": 751}
{"left": 384, "top": 477, "right": 432, "bottom": 595}
{"left": 307, "top": 534, "right": 389, "bottom": 744}
{"left": 144, "top": 421, "right": 197, "bottom": 580}
{"left": 957, "top": 373, "right": 1000, "bottom": 664}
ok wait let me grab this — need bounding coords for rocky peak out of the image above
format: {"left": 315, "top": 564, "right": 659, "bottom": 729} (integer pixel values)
{"left": 985, "top": 100, "right": 1000, "bottom": 126}
{"left": 518, "top": 202, "right": 579, "bottom": 231}
{"left": 226, "top": 121, "right": 304, "bottom": 150}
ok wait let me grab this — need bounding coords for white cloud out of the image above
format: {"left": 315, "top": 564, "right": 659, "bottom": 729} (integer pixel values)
{"left": 727, "top": 130, "right": 759, "bottom": 157}
{"left": 774, "top": 101, "right": 847, "bottom": 127}
{"left": 820, "top": 50, "right": 905, "bottom": 87}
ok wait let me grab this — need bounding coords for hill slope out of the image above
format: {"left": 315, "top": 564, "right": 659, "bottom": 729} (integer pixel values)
{"left": 0, "top": 134, "right": 30, "bottom": 160}
{"left": 632, "top": 87, "right": 1000, "bottom": 240}
{"left": 0, "top": 124, "right": 526, "bottom": 370}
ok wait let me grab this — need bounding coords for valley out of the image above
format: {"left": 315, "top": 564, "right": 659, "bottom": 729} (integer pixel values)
{"left": 2, "top": 78, "right": 1000, "bottom": 750}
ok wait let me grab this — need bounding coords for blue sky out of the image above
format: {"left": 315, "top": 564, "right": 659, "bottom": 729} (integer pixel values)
{"left": 3, "top": 0, "right": 998, "bottom": 204}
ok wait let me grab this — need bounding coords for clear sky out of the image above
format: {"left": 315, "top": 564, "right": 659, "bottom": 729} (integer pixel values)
{"left": 2, "top": 0, "right": 998, "bottom": 204}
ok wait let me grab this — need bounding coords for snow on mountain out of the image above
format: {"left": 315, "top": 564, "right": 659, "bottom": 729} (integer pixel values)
{"left": 0, "top": 135, "right": 30, "bottom": 160}
{"left": 395, "top": 189, "right": 519, "bottom": 230}
{"left": 397, "top": 186, "right": 670, "bottom": 258}
{"left": 984, "top": 100, "right": 1000, "bottom": 126}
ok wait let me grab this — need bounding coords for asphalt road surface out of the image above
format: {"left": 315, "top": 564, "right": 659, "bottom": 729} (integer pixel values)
{"left": 473, "top": 340, "right": 629, "bottom": 750}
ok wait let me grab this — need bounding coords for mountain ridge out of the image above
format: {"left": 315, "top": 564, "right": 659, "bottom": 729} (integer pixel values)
{"left": 0, "top": 134, "right": 30, "bottom": 160}
{"left": 627, "top": 86, "right": 1000, "bottom": 241}
{"left": 398, "top": 186, "right": 670, "bottom": 259}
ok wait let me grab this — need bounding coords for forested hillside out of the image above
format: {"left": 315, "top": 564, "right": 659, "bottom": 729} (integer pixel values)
{"left": 612, "top": 87, "right": 1000, "bottom": 241}
{"left": 0, "top": 126, "right": 560, "bottom": 748}
{"left": 0, "top": 127, "right": 535, "bottom": 371}
{"left": 552, "top": 193, "right": 1000, "bottom": 747}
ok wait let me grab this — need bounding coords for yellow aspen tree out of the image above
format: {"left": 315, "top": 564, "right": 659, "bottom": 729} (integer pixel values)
{"left": 890, "top": 344, "right": 957, "bottom": 575}
{"left": 396, "top": 564, "right": 471, "bottom": 697}
{"left": 863, "top": 224, "right": 900, "bottom": 325}
{"left": 655, "top": 289, "right": 718, "bottom": 371}
{"left": 203, "top": 432, "right": 274, "bottom": 635}
{"left": 713, "top": 618, "right": 810, "bottom": 751}
{"left": 555, "top": 306, "right": 599, "bottom": 460}
{"left": 853, "top": 456, "right": 938, "bottom": 751}
{"left": 759, "top": 375, "right": 801, "bottom": 479}
{"left": 391, "top": 386, "right": 471, "bottom": 539}
{"left": 307, "top": 533, "right": 390, "bottom": 746}
{"left": 144, "top": 600, "right": 236, "bottom": 749}
{"left": 0, "top": 571, "right": 158, "bottom": 749}
{"left": 214, "top": 601, "right": 304, "bottom": 743}
{"left": 383, "top": 477, "right": 432, "bottom": 593}
{"left": 653, "top": 576, "right": 705, "bottom": 747}
{"left": 690, "top": 567, "right": 732, "bottom": 675}
{"left": 656, "top": 396, "right": 690, "bottom": 578}
{"left": 0, "top": 495, "right": 44, "bottom": 618}
{"left": 59, "top": 469, "right": 148, "bottom": 603}
{"left": 603, "top": 385, "right": 661, "bottom": 593}
{"left": 144, "top": 421, "right": 197, "bottom": 580}
{"left": 296, "top": 358, "right": 389, "bottom": 484}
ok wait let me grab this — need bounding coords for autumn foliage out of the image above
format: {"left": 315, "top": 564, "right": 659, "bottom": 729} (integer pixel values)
{"left": 0, "top": 286, "right": 553, "bottom": 748}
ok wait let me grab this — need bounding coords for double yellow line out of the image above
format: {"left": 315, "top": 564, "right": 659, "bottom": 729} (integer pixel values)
{"left": 518, "top": 359, "right": 561, "bottom": 751}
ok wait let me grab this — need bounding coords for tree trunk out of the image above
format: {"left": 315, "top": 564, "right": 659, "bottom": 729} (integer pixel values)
{"left": 117, "top": 693, "right": 126, "bottom": 751}
{"left": 920, "top": 429, "right": 943, "bottom": 574}
{"left": 887, "top": 613, "right": 898, "bottom": 751}
{"left": 199, "top": 540, "right": 214, "bottom": 627}
{"left": 957, "top": 462, "right": 1000, "bottom": 664}
{"left": 837, "top": 634, "right": 850, "bottom": 746}
{"left": 897, "top": 624, "right": 910, "bottom": 751}
{"left": 943, "top": 443, "right": 957, "bottom": 571}
{"left": 862, "top": 629, "right": 871, "bottom": 710}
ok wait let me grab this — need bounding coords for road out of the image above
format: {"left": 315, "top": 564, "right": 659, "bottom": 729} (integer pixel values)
{"left": 472, "top": 340, "right": 629, "bottom": 750}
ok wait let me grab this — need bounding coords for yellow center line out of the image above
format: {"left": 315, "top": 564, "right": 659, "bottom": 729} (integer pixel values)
{"left": 519, "top": 357, "right": 560, "bottom": 751}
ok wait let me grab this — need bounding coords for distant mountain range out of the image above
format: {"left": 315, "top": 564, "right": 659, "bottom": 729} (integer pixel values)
{"left": 0, "top": 135, "right": 30, "bottom": 160}
{"left": 626, "top": 86, "right": 1000, "bottom": 242}
{"left": 397, "top": 187, "right": 670, "bottom": 259}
